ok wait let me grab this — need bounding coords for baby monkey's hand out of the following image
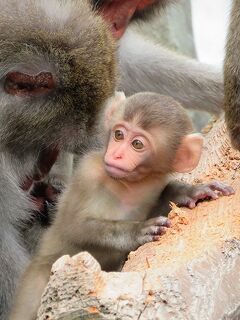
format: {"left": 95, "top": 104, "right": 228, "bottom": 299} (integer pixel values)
{"left": 176, "top": 180, "right": 235, "bottom": 209}
{"left": 135, "top": 216, "right": 171, "bottom": 245}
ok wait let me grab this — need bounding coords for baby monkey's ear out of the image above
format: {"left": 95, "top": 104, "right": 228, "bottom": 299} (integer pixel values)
{"left": 104, "top": 91, "right": 126, "bottom": 129}
{"left": 172, "top": 133, "right": 204, "bottom": 173}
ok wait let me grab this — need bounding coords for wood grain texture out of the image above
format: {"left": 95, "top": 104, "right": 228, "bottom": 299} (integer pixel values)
{"left": 37, "top": 118, "right": 240, "bottom": 320}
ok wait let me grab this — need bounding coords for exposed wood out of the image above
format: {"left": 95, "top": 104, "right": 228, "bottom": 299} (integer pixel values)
{"left": 37, "top": 118, "right": 240, "bottom": 320}
{"left": 124, "top": 117, "right": 240, "bottom": 272}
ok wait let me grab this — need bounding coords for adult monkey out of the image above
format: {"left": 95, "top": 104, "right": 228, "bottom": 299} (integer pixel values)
{"left": 224, "top": 0, "right": 240, "bottom": 150}
{"left": 0, "top": 0, "right": 116, "bottom": 318}
{"left": 91, "top": 0, "right": 223, "bottom": 115}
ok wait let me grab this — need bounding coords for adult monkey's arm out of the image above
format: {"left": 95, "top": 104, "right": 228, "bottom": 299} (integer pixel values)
{"left": 92, "top": 0, "right": 223, "bottom": 115}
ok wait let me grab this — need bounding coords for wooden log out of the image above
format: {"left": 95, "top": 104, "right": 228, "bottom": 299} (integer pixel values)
{"left": 37, "top": 118, "right": 240, "bottom": 320}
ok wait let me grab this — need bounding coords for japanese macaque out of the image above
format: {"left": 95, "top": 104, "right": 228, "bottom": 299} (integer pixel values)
{"left": 224, "top": 0, "right": 240, "bottom": 150}
{"left": 10, "top": 92, "right": 234, "bottom": 320}
{"left": 91, "top": 0, "right": 223, "bottom": 114}
{"left": 0, "top": 0, "right": 116, "bottom": 318}
{"left": 0, "top": 0, "right": 228, "bottom": 318}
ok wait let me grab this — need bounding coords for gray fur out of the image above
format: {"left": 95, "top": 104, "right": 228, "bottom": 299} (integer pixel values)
{"left": 0, "top": 154, "right": 33, "bottom": 319}
{"left": 0, "top": 0, "right": 116, "bottom": 318}
{"left": 119, "top": 28, "right": 223, "bottom": 115}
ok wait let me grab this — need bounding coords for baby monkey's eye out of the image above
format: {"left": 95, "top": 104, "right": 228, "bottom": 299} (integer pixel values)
{"left": 114, "top": 130, "right": 124, "bottom": 140}
{"left": 132, "top": 139, "right": 144, "bottom": 150}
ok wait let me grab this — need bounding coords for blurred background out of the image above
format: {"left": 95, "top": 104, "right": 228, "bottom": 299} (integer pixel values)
{"left": 192, "top": 0, "right": 232, "bottom": 66}
{"left": 135, "top": 0, "right": 232, "bottom": 66}
{"left": 134, "top": 0, "right": 232, "bottom": 129}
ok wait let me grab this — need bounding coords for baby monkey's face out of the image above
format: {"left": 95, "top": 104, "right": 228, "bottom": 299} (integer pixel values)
{"left": 104, "top": 121, "right": 156, "bottom": 181}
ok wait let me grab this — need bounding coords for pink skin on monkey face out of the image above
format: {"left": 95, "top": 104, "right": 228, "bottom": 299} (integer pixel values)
{"left": 99, "top": 0, "right": 158, "bottom": 39}
{"left": 104, "top": 122, "right": 154, "bottom": 180}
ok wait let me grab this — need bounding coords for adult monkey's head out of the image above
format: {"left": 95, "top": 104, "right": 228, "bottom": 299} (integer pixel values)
{"left": 90, "top": 0, "right": 169, "bottom": 39}
{"left": 0, "top": 0, "right": 117, "bottom": 157}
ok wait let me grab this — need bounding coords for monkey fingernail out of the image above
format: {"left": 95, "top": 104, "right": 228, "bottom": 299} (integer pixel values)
{"left": 209, "top": 181, "right": 235, "bottom": 195}
{"left": 229, "top": 187, "right": 235, "bottom": 194}
{"left": 205, "top": 193, "right": 218, "bottom": 201}
{"left": 188, "top": 201, "right": 196, "bottom": 209}
{"left": 154, "top": 216, "right": 169, "bottom": 226}
{"left": 223, "top": 187, "right": 235, "bottom": 195}
{"left": 166, "top": 220, "right": 171, "bottom": 227}
{"left": 158, "top": 226, "right": 167, "bottom": 235}
{"left": 153, "top": 235, "right": 161, "bottom": 241}
{"left": 152, "top": 227, "right": 167, "bottom": 241}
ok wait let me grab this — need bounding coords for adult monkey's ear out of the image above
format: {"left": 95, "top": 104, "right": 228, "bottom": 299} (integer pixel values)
{"left": 95, "top": 0, "right": 165, "bottom": 39}
{"left": 104, "top": 91, "right": 126, "bottom": 129}
{"left": 172, "top": 133, "right": 204, "bottom": 173}
{"left": 97, "top": 1, "right": 140, "bottom": 39}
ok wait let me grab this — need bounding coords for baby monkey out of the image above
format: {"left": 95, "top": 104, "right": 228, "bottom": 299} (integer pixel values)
{"left": 10, "top": 92, "right": 234, "bottom": 320}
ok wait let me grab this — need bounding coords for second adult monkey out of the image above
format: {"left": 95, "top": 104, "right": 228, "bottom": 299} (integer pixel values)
{"left": 91, "top": 0, "right": 223, "bottom": 114}
{"left": 225, "top": 0, "right": 240, "bottom": 150}
{"left": 10, "top": 93, "right": 234, "bottom": 320}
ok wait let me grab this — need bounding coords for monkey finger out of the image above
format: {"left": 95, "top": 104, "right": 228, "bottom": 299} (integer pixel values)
{"left": 145, "top": 216, "right": 171, "bottom": 227}
{"left": 207, "top": 181, "right": 235, "bottom": 196}
{"left": 138, "top": 233, "right": 162, "bottom": 245}
{"left": 193, "top": 188, "right": 219, "bottom": 201}
{"left": 152, "top": 235, "right": 162, "bottom": 241}
{"left": 146, "top": 228, "right": 167, "bottom": 242}
{"left": 147, "top": 226, "right": 168, "bottom": 236}
{"left": 152, "top": 228, "right": 168, "bottom": 240}
{"left": 154, "top": 217, "right": 171, "bottom": 227}
{"left": 176, "top": 196, "right": 196, "bottom": 209}
{"left": 185, "top": 198, "right": 196, "bottom": 209}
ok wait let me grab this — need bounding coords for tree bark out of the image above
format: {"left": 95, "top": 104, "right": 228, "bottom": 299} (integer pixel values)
{"left": 37, "top": 118, "right": 240, "bottom": 320}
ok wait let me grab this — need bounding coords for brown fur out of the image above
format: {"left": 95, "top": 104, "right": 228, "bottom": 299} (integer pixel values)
{"left": 123, "top": 93, "right": 192, "bottom": 152}
{"left": 10, "top": 93, "right": 234, "bottom": 320}
{"left": 0, "top": 0, "right": 117, "bottom": 155}
{"left": 10, "top": 93, "right": 201, "bottom": 320}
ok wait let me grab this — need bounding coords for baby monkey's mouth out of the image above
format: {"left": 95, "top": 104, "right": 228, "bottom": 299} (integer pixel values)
{"left": 104, "top": 162, "right": 130, "bottom": 179}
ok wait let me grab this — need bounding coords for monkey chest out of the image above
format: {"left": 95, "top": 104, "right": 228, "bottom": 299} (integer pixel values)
{"left": 94, "top": 186, "right": 154, "bottom": 221}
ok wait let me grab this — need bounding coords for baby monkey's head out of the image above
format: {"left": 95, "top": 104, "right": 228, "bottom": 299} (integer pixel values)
{"left": 104, "top": 92, "right": 203, "bottom": 181}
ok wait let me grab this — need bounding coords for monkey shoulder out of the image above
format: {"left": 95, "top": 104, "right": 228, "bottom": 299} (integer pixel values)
{"left": 73, "top": 151, "right": 106, "bottom": 186}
